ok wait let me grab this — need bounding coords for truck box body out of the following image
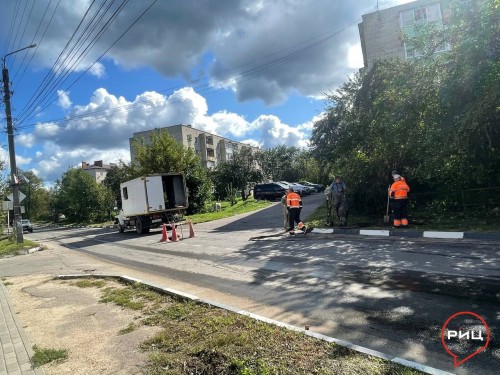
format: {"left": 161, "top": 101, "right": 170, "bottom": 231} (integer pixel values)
{"left": 120, "top": 174, "right": 188, "bottom": 218}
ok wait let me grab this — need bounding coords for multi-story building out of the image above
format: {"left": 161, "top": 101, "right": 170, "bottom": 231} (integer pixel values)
{"left": 129, "top": 124, "right": 260, "bottom": 169}
{"left": 358, "top": 0, "right": 449, "bottom": 70}
{"left": 81, "top": 160, "right": 117, "bottom": 183}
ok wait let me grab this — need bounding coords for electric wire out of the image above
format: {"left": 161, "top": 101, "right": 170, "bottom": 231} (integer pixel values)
{"left": 15, "top": 0, "right": 62, "bottom": 87}
{"left": 16, "top": 0, "right": 102, "bottom": 122}
{"left": 17, "top": 0, "right": 131, "bottom": 125}
{"left": 17, "top": 15, "right": 361, "bottom": 132}
{"left": 8, "top": 0, "right": 30, "bottom": 69}
{"left": 18, "top": 0, "right": 157, "bottom": 128}
{"left": 11, "top": 0, "right": 43, "bottom": 81}
{"left": 2, "top": 1, "right": 21, "bottom": 59}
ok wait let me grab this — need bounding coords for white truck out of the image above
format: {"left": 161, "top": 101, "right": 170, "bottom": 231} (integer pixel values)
{"left": 115, "top": 173, "right": 188, "bottom": 234}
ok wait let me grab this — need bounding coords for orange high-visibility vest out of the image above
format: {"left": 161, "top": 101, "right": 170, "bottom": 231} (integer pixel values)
{"left": 287, "top": 192, "right": 301, "bottom": 207}
{"left": 390, "top": 180, "right": 410, "bottom": 199}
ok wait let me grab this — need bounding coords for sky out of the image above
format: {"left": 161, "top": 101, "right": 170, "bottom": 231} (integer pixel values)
{"left": 0, "top": 0, "right": 414, "bottom": 186}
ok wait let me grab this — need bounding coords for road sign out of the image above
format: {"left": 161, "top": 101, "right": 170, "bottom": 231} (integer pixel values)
{"left": 6, "top": 192, "right": 26, "bottom": 202}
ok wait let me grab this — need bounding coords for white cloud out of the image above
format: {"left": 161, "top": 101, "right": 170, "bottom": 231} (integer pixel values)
{"left": 16, "top": 155, "right": 32, "bottom": 166}
{"left": 22, "top": 86, "right": 314, "bottom": 182}
{"left": 3, "top": 0, "right": 409, "bottom": 105}
{"left": 57, "top": 90, "right": 72, "bottom": 109}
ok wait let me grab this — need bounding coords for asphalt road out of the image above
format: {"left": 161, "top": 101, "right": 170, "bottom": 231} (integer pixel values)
{"left": 4, "top": 193, "right": 499, "bottom": 375}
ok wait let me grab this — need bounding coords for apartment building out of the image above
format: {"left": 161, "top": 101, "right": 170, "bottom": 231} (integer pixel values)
{"left": 358, "top": 0, "right": 449, "bottom": 70}
{"left": 81, "top": 160, "right": 117, "bottom": 183}
{"left": 130, "top": 124, "right": 260, "bottom": 169}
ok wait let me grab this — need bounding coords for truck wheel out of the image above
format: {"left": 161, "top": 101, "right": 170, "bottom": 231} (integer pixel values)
{"left": 136, "top": 218, "right": 144, "bottom": 234}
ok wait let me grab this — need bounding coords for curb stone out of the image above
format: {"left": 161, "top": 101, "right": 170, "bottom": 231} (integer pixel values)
{"left": 311, "top": 228, "right": 500, "bottom": 241}
{"left": 55, "top": 274, "right": 454, "bottom": 375}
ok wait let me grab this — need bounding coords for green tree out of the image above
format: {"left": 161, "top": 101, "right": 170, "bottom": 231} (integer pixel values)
{"left": 256, "top": 145, "right": 304, "bottom": 182}
{"left": 310, "top": 0, "right": 499, "bottom": 215}
{"left": 103, "top": 163, "right": 134, "bottom": 210}
{"left": 17, "top": 170, "right": 50, "bottom": 221}
{"left": 131, "top": 130, "right": 212, "bottom": 214}
{"left": 212, "top": 148, "right": 262, "bottom": 201}
{"left": 57, "top": 168, "right": 102, "bottom": 222}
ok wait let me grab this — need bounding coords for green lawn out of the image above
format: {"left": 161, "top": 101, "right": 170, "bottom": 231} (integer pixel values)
{"left": 0, "top": 237, "right": 41, "bottom": 258}
{"left": 82, "top": 278, "right": 425, "bottom": 375}
{"left": 186, "top": 199, "right": 271, "bottom": 224}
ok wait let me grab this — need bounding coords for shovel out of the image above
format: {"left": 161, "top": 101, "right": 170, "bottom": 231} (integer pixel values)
{"left": 384, "top": 186, "right": 390, "bottom": 223}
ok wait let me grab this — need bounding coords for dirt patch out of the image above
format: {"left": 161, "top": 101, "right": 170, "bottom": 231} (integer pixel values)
{"left": 4, "top": 275, "right": 160, "bottom": 375}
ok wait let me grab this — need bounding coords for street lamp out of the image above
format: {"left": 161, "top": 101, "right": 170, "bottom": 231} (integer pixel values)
{"left": 2, "top": 43, "right": 36, "bottom": 244}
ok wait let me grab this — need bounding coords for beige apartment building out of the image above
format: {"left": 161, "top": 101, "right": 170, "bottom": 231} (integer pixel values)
{"left": 130, "top": 124, "right": 260, "bottom": 169}
{"left": 81, "top": 160, "right": 117, "bottom": 183}
{"left": 358, "top": 0, "right": 449, "bottom": 70}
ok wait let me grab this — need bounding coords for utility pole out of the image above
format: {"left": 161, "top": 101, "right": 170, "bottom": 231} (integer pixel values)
{"left": 2, "top": 44, "right": 36, "bottom": 244}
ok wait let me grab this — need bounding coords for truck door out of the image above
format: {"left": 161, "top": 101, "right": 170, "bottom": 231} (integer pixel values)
{"left": 145, "top": 175, "right": 165, "bottom": 211}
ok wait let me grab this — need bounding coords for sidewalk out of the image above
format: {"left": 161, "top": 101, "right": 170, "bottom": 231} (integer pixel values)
{"left": 0, "top": 283, "right": 44, "bottom": 375}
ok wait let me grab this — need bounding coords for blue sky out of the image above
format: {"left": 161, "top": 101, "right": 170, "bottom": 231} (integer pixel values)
{"left": 0, "top": 0, "right": 413, "bottom": 185}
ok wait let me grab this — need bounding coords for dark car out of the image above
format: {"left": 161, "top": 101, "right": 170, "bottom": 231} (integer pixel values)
{"left": 21, "top": 219, "right": 33, "bottom": 233}
{"left": 299, "top": 181, "right": 325, "bottom": 192}
{"left": 253, "top": 182, "right": 287, "bottom": 201}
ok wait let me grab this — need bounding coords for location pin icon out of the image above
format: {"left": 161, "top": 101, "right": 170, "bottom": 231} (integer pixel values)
{"left": 441, "top": 311, "right": 490, "bottom": 367}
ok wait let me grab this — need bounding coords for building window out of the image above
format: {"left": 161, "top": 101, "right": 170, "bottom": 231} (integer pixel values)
{"left": 400, "top": 4, "right": 441, "bottom": 28}
{"left": 400, "top": 4, "right": 448, "bottom": 59}
{"left": 123, "top": 187, "right": 128, "bottom": 200}
{"left": 206, "top": 136, "right": 213, "bottom": 146}
{"left": 206, "top": 161, "right": 216, "bottom": 169}
{"left": 207, "top": 148, "right": 215, "bottom": 158}
{"left": 225, "top": 141, "right": 234, "bottom": 161}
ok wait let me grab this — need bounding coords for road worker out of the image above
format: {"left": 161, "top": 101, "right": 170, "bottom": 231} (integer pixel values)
{"left": 329, "top": 176, "right": 348, "bottom": 226}
{"left": 389, "top": 174, "right": 410, "bottom": 228}
{"left": 286, "top": 187, "right": 305, "bottom": 233}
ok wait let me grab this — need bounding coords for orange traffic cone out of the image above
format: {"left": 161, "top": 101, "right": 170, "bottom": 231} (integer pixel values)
{"left": 188, "top": 221, "right": 196, "bottom": 238}
{"left": 171, "top": 223, "right": 179, "bottom": 242}
{"left": 160, "top": 224, "right": 169, "bottom": 242}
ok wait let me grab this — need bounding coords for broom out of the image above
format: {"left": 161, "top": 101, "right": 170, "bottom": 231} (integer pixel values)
{"left": 384, "top": 185, "right": 390, "bottom": 223}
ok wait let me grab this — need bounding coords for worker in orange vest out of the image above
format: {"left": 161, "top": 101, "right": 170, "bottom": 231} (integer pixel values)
{"left": 286, "top": 187, "right": 306, "bottom": 233}
{"left": 389, "top": 174, "right": 410, "bottom": 228}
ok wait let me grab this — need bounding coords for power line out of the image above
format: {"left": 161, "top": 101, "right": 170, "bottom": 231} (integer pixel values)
{"left": 3, "top": 1, "right": 21, "bottom": 58}
{"left": 18, "top": 0, "right": 158, "bottom": 127}
{"left": 15, "top": 0, "right": 63, "bottom": 88}
{"left": 17, "top": 15, "right": 361, "bottom": 132}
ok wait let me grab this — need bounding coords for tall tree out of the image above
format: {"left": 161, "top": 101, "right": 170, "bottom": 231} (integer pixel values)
{"left": 17, "top": 170, "right": 49, "bottom": 220}
{"left": 57, "top": 168, "right": 102, "bottom": 222}
{"left": 212, "top": 148, "right": 262, "bottom": 201}
{"left": 131, "top": 130, "right": 212, "bottom": 214}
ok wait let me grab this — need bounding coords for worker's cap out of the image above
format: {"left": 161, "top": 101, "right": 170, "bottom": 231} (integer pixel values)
{"left": 393, "top": 174, "right": 401, "bottom": 180}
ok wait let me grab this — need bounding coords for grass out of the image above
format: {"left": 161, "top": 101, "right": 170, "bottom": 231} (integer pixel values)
{"left": 0, "top": 237, "right": 41, "bottom": 258}
{"left": 118, "top": 323, "right": 137, "bottom": 335}
{"left": 31, "top": 345, "right": 68, "bottom": 368}
{"left": 84, "top": 278, "right": 424, "bottom": 375}
{"left": 186, "top": 198, "right": 271, "bottom": 224}
{"left": 74, "top": 279, "right": 107, "bottom": 288}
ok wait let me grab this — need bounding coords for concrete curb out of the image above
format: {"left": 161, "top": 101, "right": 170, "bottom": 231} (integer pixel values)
{"left": 55, "top": 274, "right": 454, "bottom": 375}
{"left": 311, "top": 227, "right": 500, "bottom": 241}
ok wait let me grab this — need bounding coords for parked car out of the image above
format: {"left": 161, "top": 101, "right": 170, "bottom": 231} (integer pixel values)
{"left": 253, "top": 182, "right": 287, "bottom": 201}
{"left": 279, "top": 181, "right": 311, "bottom": 196}
{"left": 21, "top": 219, "right": 33, "bottom": 233}
{"left": 299, "top": 181, "right": 324, "bottom": 192}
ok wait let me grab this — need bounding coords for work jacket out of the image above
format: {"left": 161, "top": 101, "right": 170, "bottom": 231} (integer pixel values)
{"left": 390, "top": 180, "right": 410, "bottom": 199}
{"left": 286, "top": 192, "right": 302, "bottom": 208}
